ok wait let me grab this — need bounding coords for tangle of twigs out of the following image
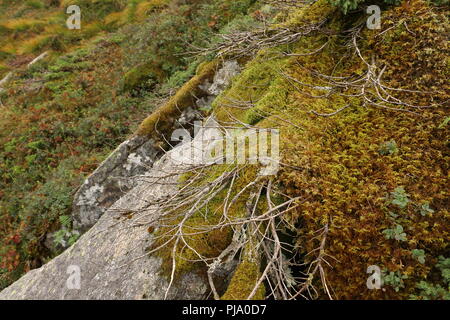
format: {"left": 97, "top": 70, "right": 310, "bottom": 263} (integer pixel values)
{"left": 191, "top": 18, "right": 327, "bottom": 59}
{"left": 281, "top": 26, "right": 440, "bottom": 116}
{"left": 106, "top": 113, "right": 334, "bottom": 300}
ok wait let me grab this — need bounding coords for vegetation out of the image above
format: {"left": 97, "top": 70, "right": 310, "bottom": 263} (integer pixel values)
{"left": 144, "top": 0, "right": 449, "bottom": 300}
{"left": 0, "top": 0, "right": 448, "bottom": 300}
{"left": 0, "top": 0, "right": 260, "bottom": 289}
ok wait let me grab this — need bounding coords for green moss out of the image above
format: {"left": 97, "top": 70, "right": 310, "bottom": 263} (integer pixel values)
{"left": 122, "top": 61, "right": 164, "bottom": 92}
{"left": 221, "top": 258, "right": 265, "bottom": 300}
{"left": 136, "top": 60, "right": 220, "bottom": 138}
{"left": 208, "top": 0, "right": 449, "bottom": 299}
{"left": 152, "top": 164, "right": 261, "bottom": 277}
{"left": 213, "top": 48, "right": 289, "bottom": 125}
{"left": 286, "top": 0, "right": 336, "bottom": 24}
{"left": 151, "top": 163, "right": 268, "bottom": 294}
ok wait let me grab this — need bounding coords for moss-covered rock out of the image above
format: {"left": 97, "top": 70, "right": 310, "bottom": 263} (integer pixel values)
{"left": 221, "top": 257, "right": 265, "bottom": 300}
{"left": 136, "top": 60, "right": 220, "bottom": 138}
{"left": 1, "top": 0, "right": 447, "bottom": 300}
{"left": 210, "top": 0, "right": 449, "bottom": 299}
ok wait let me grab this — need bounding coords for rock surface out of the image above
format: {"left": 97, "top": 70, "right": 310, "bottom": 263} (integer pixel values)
{"left": 72, "top": 60, "right": 240, "bottom": 233}
{"left": 0, "top": 121, "right": 223, "bottom": 300}
{"left": 0, "top": 59, "right": 241, "bottom": 299}
{"left": 71, "top": 135, "right": 162, "bottom": 233}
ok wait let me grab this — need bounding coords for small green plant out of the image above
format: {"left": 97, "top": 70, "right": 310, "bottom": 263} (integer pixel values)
{"left": 411, "top": 249, "right": 426, "bottom": 264}
{"left": 382, "top": 224, "right": 407, "bottom": 241}
{"left": 412, "top": 281, "right": 450, "bottom": 300}
{"left": 387, "top": 211, "right": 399, "bottom": 220}
{"left": 436, "top": 256, "right": 450, "bottom": 284}
{"left": 417, "top": 202, "right": 434, "bottom": 216}
{"left": 379, "top": 140, "right": 398, "bottom": 155}
{"left": 389, "top": 187, "right": 410, "bottom": 209}
{"left": 383, "top": 269, "right": 408, "bottom": 292}
{"left": 410, "top": 256, "right": 450, "bottom": 300}
{"left": 53, "top": 215, "right": 80, "bottom": 248}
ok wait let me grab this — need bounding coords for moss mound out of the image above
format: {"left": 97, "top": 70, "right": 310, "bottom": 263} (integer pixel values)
{"left": 217, "top": 0, "right": 448, "bottom": 299}
{"left": 122, "top": 60, "right": 164, "bottom": 92}
{"left": 136, "top": 60, "right": 220, "bottom": 138}
{"left": 152, "top": 0, "right": 448, "bottom": 299}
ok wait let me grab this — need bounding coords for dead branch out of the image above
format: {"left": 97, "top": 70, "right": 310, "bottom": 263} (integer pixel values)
{"left": 194, "top": 18, "right": 327, "bottom": 59}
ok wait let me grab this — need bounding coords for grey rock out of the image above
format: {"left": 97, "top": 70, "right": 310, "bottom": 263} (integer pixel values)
{"left": 196, "top": 95, "right": 216, "bottom": 111}
{"left": 72, "top": 135, "right": 161, "bottom": 233}
{"left": 196, "top": 60, "right": 241, "bottom": 110}
{"left": 72, "top": 60, "right": 240, "bottom": 233}
{"left": 0, "top": 128, "right": 218, "bottom": 300}
{"left": 176, "top": 106, "right": 202, "bottom": 127}
{"left": 208, "top": 60, "right": 241, "bottom": 96}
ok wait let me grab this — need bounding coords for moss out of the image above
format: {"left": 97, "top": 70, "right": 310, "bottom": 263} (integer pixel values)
{"left": 136, "top": 60, "right": 220, "bottom": 138}
{"left": 150, "top": 0, "right": 349, "bottom": 294}
{"left": 136, "top": 0, "right": 169, "bottom": 19}
{"left": 103, "top": 0, "right": 169, "bottom": 25}
{"left": 151, "top": 162, "right": 267, "bottom": 294}
{"left": 122, "top": 61, "right": 164, "bottom": 92}
{"left": 285, "top": 0, "right": 336, "bottom": 25}
{"left": 151, "top": 164, "right": 262, "bottom": 279}
{"left": 221, "top": 258, "right": 265, "bottom": 300}
{"left": 208, "top": 0, "right": 449, "bottom": 299}
{"left": 221, "top": 231, "right": 266, "bottom": 300}
{"left": 213, "top": 48, "right": 289, "bottom": 125}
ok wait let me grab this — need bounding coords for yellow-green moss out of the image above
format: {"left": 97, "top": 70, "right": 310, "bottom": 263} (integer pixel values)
{"left": 210, "top": 0, "right": 449, "bottom": 299}
{"left": 284, "top": 0, "right": 336, "bottom": 26}
{"left": 221, "top": 259, "right": 265, "bottom": 300}
{"left": 152, "top": 164, "right": 262, "bottom": 279}
{"left": 213, "top": 48, "right": 290, "bottom": 126}
{"left": 104, "top": 0, "right": 169, "bottom": 25}
{"left": 122, "top": 61, "right": 164, "bottom": 92}
{"left": 136, "top": 60, "right": 220, "bottom": 138}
